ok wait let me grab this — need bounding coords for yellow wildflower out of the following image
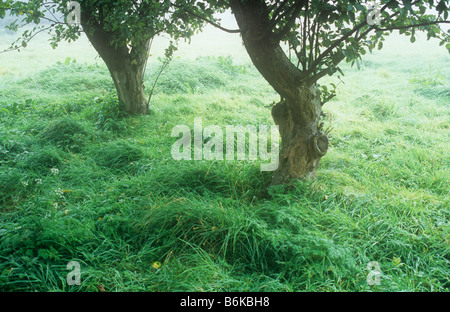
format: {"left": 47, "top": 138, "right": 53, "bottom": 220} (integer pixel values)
{"left": 152, "top": 262, "right": 161, "bottom": 269}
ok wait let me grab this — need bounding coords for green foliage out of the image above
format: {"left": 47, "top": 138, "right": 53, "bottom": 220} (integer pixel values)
{"left": 1, "top": 0, "right": 447, "bottom": 292}
{"left": 211, "top": 0, "right": 449, "bottom": 104}
{"left": 0, "top": 0, "right": 214, "bottom": 52}
{"left": 213, "top": 55, "right": 249, "bottom": 76}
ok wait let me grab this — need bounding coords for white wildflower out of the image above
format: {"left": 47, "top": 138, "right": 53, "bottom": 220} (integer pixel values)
{"left": 21, "top": 181, "right": 29, "bottom": 187}
{"left": 35, "top": 178, "right": 43, "bottom": 185}
{"left": 55, "top": 188, "right": 64, "bottom": 198}
{"left": 50, "top": 168, "right": 59, "bottom": 175}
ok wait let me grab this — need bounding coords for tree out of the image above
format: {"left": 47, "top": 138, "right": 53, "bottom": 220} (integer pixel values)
{"left": 0, "top": 0, "right": 215, "bottom": 115}
{"left": 213, "top": 0, "right": 449, "bottom": 185}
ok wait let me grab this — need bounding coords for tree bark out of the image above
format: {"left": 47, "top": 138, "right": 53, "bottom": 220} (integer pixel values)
{"left": 108, "top": 60, "right": 148, "bottom": 115}
{"left": 229, "top": 0, "right": 328, "bottom": 184}
{"left": 271, "top": 86, "right": 328, "bottom": 185}
{"left": 80, "top": 13, "right": 149, "bottom": 115}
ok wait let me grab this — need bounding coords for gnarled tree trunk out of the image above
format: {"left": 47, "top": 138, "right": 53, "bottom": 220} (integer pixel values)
{"left": 230, "top": 0, "right": 329, "bottom": 185}
{"left": 271, "top": 85, "right": 328, "bottom": 185}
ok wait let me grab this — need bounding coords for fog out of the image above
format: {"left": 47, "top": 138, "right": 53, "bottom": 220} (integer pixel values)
{"left": 0, "top": 10, "right": 448, "bottom": 76}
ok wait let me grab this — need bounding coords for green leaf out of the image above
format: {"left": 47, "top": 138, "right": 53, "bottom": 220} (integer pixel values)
{"left": 436, "top": 0, "right": 447, "bottom": 13}
{"left": 402, "top": 0, "right": 413, "bottom": 12}
{"left": 378, "top": 41, "right": 383, "bottom": 50}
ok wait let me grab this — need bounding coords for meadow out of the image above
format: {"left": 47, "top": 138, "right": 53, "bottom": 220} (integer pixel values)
{"left": 0, "top": 23, "right": 449, "bottom": 292}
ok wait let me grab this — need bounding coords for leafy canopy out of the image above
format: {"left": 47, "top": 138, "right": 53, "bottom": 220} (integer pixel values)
{"left": 214, "top": 1, "right": 449, "bottom": 81}
{"left": 0, "top": 0, "right": 218, "bottom": 52}
{"left": 205, "top": 0, "right": 448, "bottom": 103}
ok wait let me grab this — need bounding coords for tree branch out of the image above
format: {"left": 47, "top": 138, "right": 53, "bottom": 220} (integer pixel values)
{"left": 273, "top": 0, "right": 307, "bottom": 42}
{"left": 377, "top": 20, "right": 450, "bottom": 31}
{"left": 171, "top": 4, "right": 241, "bottom": 34}
{"left": 268, "top": 0, "right": 290, "bottom": 27}
{"left": 0, "top": 25, "right": 54, "bottom": 54}
{"left": 306, "top": 0, "right": 396, "bottom": 77}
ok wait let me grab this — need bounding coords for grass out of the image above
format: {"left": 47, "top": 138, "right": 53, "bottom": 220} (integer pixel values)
{"left": 0, "top": 29, "right": 449, "bottom": 292}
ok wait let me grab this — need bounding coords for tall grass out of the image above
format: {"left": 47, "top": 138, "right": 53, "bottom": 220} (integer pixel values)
{"left": 0, "top": 35, "right": 449, "bottom": 292}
